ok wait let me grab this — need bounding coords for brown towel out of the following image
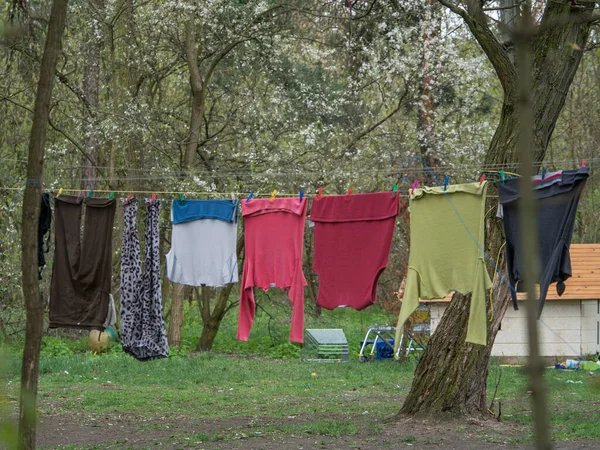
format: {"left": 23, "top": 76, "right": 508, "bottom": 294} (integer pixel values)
{"left": 49, "top": 195, "right": 116, "bottom": 329}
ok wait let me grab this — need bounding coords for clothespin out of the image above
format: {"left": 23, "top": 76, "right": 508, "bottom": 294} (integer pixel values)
{"left": 317, "top": 187, "right": 323, "bottom": 198}
{"left": 85, "top": 190, "right": 94, "bottom": 201}
{"left": 541, "top": 167, "right": 547, "bottom": 180}
{"left": 411, "top": 180, "right": 419, "bottom": 195}
{"left": 179, "top": 194, "right": 185, "bottom": 205}
{"left": 346, "top": 187, "right": 352, "bottom": 196}
{"left": 151, "top": 194, "right": 156, "bottom": 204}
{"left": 479, "top": 174, "right": 486, "bottom": 185}
{"left": 582, "top": 159, "right": 587, "bottom": 167}
{"left": 391, "top": 183, "right": 399, "bottom": 198}
{"left": 443, "top": 175, "right": 449, "bottom": 192}
{"left": 246, "top": 192, "right": 253, "bottom": 204}
{"left": 109, "top": 191, "right": 115, "bottom": 200}
{"left": 56, "top": 187, "right": 63, "bottom": 198}
{"left": 270, "top": 190, "right": 277, "bottom": 201}
{"left": 126, "top": 193, "right": 134, "bottom": 204}
{"left": 299, "top": 190, "right": 304, "bottom": 203}
{"left": 500, "top": 169, "right": 505, "bottom": 184}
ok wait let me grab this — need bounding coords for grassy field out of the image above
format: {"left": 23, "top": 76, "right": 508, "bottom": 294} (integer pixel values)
{"left": 1, "top": 305, "right": 600, "bottom": 449}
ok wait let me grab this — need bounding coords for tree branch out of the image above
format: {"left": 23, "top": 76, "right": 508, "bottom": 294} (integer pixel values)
{"left": 344, "top": 84, "right": 409, "bottom": 152}
{"left": 437, "top": 0, "right": 517, "bottom": 96}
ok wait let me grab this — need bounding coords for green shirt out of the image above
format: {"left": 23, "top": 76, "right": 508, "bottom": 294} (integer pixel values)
{"left": 395, "top": 181, "right": 492, "bottom": 349}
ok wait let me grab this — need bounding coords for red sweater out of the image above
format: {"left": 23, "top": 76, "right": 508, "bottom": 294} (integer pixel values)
{"left": 237, "top": 197, "right": 308, "bottom": 343}
{"left": 310, "top": 192, "right": 399, "bottom": 310}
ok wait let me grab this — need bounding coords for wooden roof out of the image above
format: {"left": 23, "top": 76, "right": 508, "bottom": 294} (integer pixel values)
{"left": 418, "top": 244, "right": 600, "bottom": 303}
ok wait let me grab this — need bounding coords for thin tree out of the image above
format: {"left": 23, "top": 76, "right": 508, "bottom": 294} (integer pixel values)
{"left": 19, "top": 0, "right": 70, "bottom": 448}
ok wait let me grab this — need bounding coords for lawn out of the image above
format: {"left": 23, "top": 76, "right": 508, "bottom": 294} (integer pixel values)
{"left": 1, "top": 305, "right": 599, "bottom": 449}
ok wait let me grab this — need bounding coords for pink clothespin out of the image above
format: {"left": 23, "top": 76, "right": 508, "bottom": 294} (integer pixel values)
{"left": 480, "top": 174, "right": 486, "bottom": 185}
{"left": 411, "top": 180, "right": 419, "bottom": 195}
{"left": 582, "top": 159, "right": 587, "bottom": 167}
{"left": 151, "top": 193, "right": 156, "bottom": 204}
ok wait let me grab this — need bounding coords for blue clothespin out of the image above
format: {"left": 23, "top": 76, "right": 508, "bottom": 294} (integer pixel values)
{"left": 246, "top": 192, "right": 253, "bottom": 204}
{"left": 443, "top": 175, "right": 449, "bottom": 192}
{"left": 500, "top": 170, "right": 505, "bottom": 184}
{"left": 541, "top": 167, "right": 547, "bottom": 180}
{"left": 299, "top": 190, "right": 304, "bottom": 203}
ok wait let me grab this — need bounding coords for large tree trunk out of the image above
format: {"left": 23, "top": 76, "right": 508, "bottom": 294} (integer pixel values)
{"left": 19, "top": 0, "right": 69, "bottom": 447}
{"left": 399, "top": 0, "right": 595, "bottom": 418}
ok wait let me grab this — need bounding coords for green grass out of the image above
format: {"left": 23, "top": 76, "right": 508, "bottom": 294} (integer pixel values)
{"left": 1, "top": 305, "right": 600, "bottom": 448}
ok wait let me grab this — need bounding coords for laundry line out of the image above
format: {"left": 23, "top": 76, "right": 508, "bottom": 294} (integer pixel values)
{"left": 2, "top": 156, "right": 598, "bottom": 174}
{"left": 0, "top": 185, "right": 504, "bottom": 198}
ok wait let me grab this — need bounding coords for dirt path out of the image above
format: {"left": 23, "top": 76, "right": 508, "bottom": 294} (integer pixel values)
{"left": 37, "top": 412, "right": 600, "bottom": 449}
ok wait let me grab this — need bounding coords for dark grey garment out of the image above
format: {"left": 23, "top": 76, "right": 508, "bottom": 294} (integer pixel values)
{"left": 498, "top": 167, "right": 589, "bottom": 315}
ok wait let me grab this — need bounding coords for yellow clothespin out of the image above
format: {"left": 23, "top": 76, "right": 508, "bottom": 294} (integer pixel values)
{"left": 57, "top": 188, "right": 63, "bottom": 198}
{"left": 270, "top": 190, "right": 277, "bottom": 201}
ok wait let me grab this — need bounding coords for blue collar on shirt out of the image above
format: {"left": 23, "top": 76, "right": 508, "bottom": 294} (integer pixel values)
{"left": 172, "top": 200, "right": 239, "bottom": 225}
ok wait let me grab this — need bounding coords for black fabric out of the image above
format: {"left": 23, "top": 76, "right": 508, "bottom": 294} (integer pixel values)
{"left": 49, "top": 195, "right": 116, "bottom": 329}
{"left": 498, "top": 167, "right": 589, "bottom": 316}
{"left": 38, "top": 193, "right": 52, "bottom": 279}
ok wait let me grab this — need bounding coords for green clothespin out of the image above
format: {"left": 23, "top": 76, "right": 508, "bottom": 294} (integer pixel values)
{"left": 179, "top": 194, "right": 185, "bottom": 205}
{"left": 391, "top": 183, "right": 399, "bottom": 198}
{"left": 85, "top": 190, "right": 94, "bottom": 201}
{"left": 109, "top": 191, "right": 115, "bottom": 200}
{"left": 500, "top": 170, "right": 505, "bottom": 184}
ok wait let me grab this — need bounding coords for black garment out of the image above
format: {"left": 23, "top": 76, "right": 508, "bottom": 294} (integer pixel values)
{"left": 49, "top": 195, "right": 116, "bottom": 329}
{"left": 38, "top": 193, "right": 52, "bottom": 278}
{"left": 498, "top": 167, "right": 589, "bottom": 315}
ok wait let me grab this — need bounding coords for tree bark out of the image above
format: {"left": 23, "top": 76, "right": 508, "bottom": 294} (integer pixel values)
{"left": 196, "top": 235, "right": 244, "bottom": 351}
{"left": 196, "top": 285, "right": 234, "bottom": 351}
{"left": 81, "top": 0, "right": 104, "bottom": 191}
{"left": 19, "top": 0, "right": 69, "bottom": 447}
{"left": 399, "top": 0, "right": 595, "bottom": 418}
{"left": 167, "top": 283, "right": 186, "bottom": 347}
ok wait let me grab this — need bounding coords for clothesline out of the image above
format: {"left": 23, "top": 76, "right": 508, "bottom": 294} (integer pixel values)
{"left": 0, "top": 186, "right": 504, "bottom": 198}
{"left": 1, "top": 156, "right": 597, "bottom": 174}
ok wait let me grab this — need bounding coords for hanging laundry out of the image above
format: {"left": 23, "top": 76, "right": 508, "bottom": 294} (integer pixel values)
{"left": 120, "top": 198, "right": 168, "bottom": 361}
{"left": 395, "top": 182, "right": 492, "bottom": 349}
{"left": 237, "top": 197, "right": 308, "bottom": 343}
{"left": 166, "top": 199, "right": 238, "bottom": 287}
{"left": 38, "top": 192, "right": 52, "bottom": 279}
{"left": 498, "top": 167, "right": 589, "bottom": 315}
{"left": 310, "top": 192, "right": 399, "bottom": 310}
{"left": 49, "top": 195, "right": 116, "bottom": 329}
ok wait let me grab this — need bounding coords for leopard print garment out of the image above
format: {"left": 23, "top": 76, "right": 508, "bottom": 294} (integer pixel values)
{"left": 120, "top": 197, "right": 168, "bottom": 360}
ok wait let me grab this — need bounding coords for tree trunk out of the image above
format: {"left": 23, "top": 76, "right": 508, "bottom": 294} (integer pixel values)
{"left": 81, "top": 0, "right": 103, "bottom": 191}
{"left": 184, "top": 19, "right": 204, "bottom": 169}
{"left": 196, "top": 284, "right": 235, "bottom": 351}
{"left": 19, "top": 0, "right": 69, "bottom": 447}
{"left": 196, "top": 235, "right": 244, "bottom": 351}
{"left": 399, "top": 0, "right": 595, "bottom": 418}
{"left": 167, "top": 283, "right": 185, "bottom": 347}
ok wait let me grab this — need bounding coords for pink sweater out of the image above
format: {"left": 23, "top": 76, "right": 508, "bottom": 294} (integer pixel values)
{"left": 236, "top": 197, "right": 308, "bottom": 343}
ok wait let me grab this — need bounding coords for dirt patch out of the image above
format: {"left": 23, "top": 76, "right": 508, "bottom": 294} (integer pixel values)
{"left": 37, "top": 411, "right": 600, "bottom": 449}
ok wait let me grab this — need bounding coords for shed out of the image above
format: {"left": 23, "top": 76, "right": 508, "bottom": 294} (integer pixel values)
{"left": 418, "top": 244, "right": 600, "bottom": 362}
